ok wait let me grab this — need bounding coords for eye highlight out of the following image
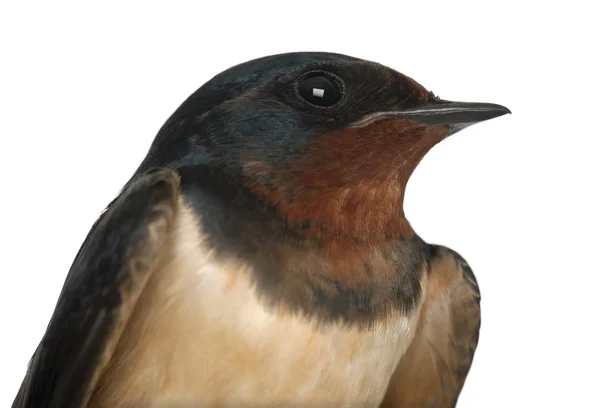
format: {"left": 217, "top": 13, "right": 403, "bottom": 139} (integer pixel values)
{"left": 296, "top": 72, "right": 343, "bottom": 107}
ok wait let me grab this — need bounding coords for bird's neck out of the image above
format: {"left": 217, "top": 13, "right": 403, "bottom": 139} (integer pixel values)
{"left": 250, "top": 181, "right": 415, "bottom": 245}
{"left": 179, "top": 165, "right": 415, "bottom": 250}
{"left": 178, "top": 173, "right": 429, "bottom": 326}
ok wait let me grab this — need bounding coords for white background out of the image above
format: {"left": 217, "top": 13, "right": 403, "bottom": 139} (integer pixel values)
{"left": 1, "top": 1, "right": 598, "bottom": 407}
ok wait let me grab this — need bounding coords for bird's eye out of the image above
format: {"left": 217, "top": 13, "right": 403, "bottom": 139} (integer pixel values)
{"left": 296, "top": 73, "right": 343, "bottom": 107}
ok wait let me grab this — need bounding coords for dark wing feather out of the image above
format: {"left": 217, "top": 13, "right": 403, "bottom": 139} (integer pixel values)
{"left": 380, "top": 245, "right": 481, "bottom": 408}
{"left": 12, "top": 169, "right": 180, "bottom": 408}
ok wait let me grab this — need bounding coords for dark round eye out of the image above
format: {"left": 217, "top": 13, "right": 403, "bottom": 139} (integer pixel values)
{"left": 296, "top": 73, "right": 343, "bottom": 107}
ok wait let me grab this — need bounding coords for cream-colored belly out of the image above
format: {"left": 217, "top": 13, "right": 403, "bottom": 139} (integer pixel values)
{"left": 89, "top": 202, "right": 422, "bottom": 407}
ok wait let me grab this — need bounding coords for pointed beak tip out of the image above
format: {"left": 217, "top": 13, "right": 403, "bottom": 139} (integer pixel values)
{"left": 484, "top": 104, "right": 511, "bottom": 122}
{"left": 494, "top": 104, "right": 512, "bottom": 116}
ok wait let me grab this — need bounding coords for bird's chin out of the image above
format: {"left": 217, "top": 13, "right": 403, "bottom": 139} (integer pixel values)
{"left": 447, "top": 123, "right": 473, "bottom": 137}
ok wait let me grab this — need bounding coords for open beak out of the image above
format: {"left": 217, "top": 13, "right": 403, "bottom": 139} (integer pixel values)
{"left": 353, "top": 100, "right": 511, "bottom": 135}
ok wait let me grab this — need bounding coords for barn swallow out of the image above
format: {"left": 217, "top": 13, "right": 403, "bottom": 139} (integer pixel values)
{"left": 12, "top": 52, "right": 510, "bottom": 408}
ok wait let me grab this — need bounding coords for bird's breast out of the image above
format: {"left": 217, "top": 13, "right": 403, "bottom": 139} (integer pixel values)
{"left": 89, "top": 199, "right": 423, "bottom": 407}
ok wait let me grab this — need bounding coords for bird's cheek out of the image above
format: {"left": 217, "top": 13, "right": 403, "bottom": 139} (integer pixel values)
{"left": 316, "top": 120, "right": 426, "bottom": 177}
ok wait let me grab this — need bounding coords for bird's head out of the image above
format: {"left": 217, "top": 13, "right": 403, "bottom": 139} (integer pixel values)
{"left": 138, "top": 52, "right": 509, "bottom": 243}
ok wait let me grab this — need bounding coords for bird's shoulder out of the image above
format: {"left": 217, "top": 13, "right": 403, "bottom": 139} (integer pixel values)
{"left": 381, "top": 244, "right": 481, "bottom": 407}
{"left": 12, "top": 169, "right": 181, "bottom": 408}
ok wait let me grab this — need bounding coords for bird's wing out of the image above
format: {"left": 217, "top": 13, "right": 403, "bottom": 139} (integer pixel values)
{"left": 380, "top": 245, "right": 481, "bottom": 408}
{"left": 12, "top": 169, "right": 180, "bottom": 408}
